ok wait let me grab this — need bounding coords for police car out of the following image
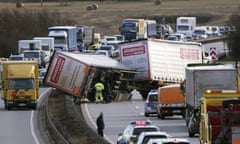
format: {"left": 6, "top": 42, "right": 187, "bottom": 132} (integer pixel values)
{"left": 117, "top": 120, "right": 161, "bottom": 144}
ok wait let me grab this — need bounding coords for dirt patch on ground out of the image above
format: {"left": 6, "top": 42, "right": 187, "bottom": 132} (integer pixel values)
{"left": 46, "top": 89, "right": 110, "bottom": 144}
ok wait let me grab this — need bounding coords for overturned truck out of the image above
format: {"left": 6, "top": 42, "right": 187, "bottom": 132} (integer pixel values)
{"left": 44, "top": 51, "right": 135, "bottom": 102}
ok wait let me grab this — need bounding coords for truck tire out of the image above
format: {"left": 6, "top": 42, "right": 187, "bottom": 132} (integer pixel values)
{"left": 158, "top": 113, "right": 165, "bottom": 119}
{"left": 32, "top": 104, "right": 37, "bottom": 110}
{"left": 188, "top": 130, "right": 194, "bottom": 137}
{"left": 144, "top": 112, "right": 149, "bottom": 117}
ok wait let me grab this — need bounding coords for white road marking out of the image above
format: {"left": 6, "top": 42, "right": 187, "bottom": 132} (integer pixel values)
{"left": 84, "top": 103, "right": 113, "bottom": 144}
{"left": 30, "top": 88, "right": 51, "bottom": 144}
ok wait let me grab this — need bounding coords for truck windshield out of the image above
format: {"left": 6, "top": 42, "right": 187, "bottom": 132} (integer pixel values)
{"left": 54, "top": 37, "right": 66, "bottom": 44}
{"left": 24, "top": 52, "right": 40, "bottom": 58}
{"left": 121, "top": 23, "right": 137, "bottom": 33}
{"left": 8, "top": 78, "right": 35, "bottom": 89}
{"left": 42, "top": 45, "right": 50, "bottom": 51}
{"left": 177, "top": 25, "right": 190, "bottom": 31}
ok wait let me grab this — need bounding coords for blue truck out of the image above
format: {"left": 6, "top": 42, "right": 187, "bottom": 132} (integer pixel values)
{"left": 48, "top": 26, "right": 78, "bottom": 52}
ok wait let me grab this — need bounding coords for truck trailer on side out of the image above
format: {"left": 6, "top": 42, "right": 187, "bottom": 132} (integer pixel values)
{"left": 183, "top": 64, "right": 238, "bottom": 137}
{"left": 119, "top": 39, "right": 204, "bottom": 99}
{"left": 0, "top": 61, "right": 39, "bottom": 110}
{"left": 44, "top": 51, "right": 135, "bottom": 102}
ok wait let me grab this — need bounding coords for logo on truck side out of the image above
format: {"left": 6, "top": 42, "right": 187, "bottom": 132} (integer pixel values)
{"left": 122, "top": 45, "right": 145, "bottom": 56}
{"left": 180, "top": 48, "right": 200, "bottom": 60}
{"left": 50, "top": 56, "right": 65, "bottom": 83}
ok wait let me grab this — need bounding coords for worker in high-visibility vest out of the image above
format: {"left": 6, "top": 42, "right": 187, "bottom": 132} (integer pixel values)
{"left": 95, "top": 81, "right": 104, "bottom": 103}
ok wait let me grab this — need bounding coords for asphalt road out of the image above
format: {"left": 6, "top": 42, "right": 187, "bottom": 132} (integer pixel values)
{"left": 0, "top": 88, "right": 51, "bottom": 144}
{"left": 82, "top": 90, "right": 200, "bottom": 144}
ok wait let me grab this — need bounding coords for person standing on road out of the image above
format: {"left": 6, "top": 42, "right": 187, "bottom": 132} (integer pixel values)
{"left": 96, "top": 112, "right": 105, "bottom": 137}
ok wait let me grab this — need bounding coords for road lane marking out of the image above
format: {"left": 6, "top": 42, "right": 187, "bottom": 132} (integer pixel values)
{"left": 84, "top": 103, "right": 113, "bottom": 144}
{"left": 31, "top": 88, "right": 51, "bottom": 144}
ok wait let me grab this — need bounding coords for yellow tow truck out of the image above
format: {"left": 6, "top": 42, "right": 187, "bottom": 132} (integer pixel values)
{"left": 0, "top": 61, "right": 39, "bottom": 110}
{"left": 200, "top": 89, "right": 240, "bottom": 144}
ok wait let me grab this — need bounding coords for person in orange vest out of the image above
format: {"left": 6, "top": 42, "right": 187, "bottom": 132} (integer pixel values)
{"left": 95, "top": 81, "right": 104, "bottom": 103}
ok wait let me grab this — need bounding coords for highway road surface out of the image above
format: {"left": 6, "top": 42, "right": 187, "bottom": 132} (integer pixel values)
{"left": 0, "top": 88, "right": 51, "bottom": 144}
{"left": 82, "top": 90, "right": 200, "bottom": 144}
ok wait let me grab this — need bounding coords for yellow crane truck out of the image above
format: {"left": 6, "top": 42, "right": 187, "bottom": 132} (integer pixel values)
{"left": 200, "top": 89, "right": 240, "bottom": 144}
{"left": 0, "top": 61, "right": 39, "bottom": 110}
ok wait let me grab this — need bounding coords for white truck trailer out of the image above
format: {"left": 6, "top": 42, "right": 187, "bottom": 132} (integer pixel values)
{"left": 119, "top": 38, "right": 205, "bottom": 99}
{"left": 183, "top": 64, "right": 238, "bottom": 137}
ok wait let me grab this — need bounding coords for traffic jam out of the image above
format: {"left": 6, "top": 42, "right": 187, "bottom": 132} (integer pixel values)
{"left": 0, "top": 15, "right": 239, "bottom": 144}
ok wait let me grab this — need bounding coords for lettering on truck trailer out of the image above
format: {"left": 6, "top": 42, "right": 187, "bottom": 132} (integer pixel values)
{"left": 46, "top": 52, "right": 88, "bottom": 96}
{"left": 180, "top": 48, "right": 200, "bottom": 60}
{"left": 122, "top": 46, "right": 145, "bottom": 56}
{"left": 51, "top": 56, "right": 65, "bottom": 83}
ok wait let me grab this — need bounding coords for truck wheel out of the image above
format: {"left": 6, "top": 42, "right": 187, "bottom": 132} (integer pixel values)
{"left": 188, "top": 130, "right": 194, "bottom": 137}
{"left": 32, "top": 104, "right": 37, "bottom": 110}
{"left": 144, "top": 112, "right": 149, "bottom": 117}
{"left": 7, "top": 106, "right": 11, "bottom": 110}
{"left": 160, "top": 114, "right": 165, "bottom": 120}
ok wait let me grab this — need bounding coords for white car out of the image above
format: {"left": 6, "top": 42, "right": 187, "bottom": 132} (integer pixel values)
{"left": 147, "top": 138, "right": 190, "bottom": 144}
{"left": 136, "top": 131, "right": 172, "bottom": 144}
{"left": 99, "top": 45, "right": 119, "bottom": 58}
{"left": 95, "top": 50, "right": 110, "bottom": 57}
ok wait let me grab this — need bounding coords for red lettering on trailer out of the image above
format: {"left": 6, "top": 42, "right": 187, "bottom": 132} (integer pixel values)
{"left": 180, "top": 48, "right": 200, "bottom": 60}
{"left": 50, "top": 56, "right": 65, "bottom": 83}
{"left": 122, "top": 46, "right": 145, "bottom": 56}
{"left": 180, "top": 19, "right": 188, "bottom": 23}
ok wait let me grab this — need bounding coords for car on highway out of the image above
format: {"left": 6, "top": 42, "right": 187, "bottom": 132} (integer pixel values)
{"left": 99, "top": 45, "right": 119, "bottom": 58}
{"left": 144, "top": 89, "right": 158, "bottom": 117}
{"left": 95, "top": 50, "right": 110, "bottom": 57}
{"left": 117, "top": 120, "right": 161, "bottom": 144}
{"left": 39, "top": 68, "right": 46, "bottom": 86}
{"left": 136, "top": 131, "right": 172, "bottom": 144}
{"left": 147, "top": 138, "right": 190, "bottom": 144}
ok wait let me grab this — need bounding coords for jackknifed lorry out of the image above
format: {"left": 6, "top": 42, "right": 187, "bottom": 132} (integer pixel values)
{"left": 0, "top": 61, "right": 39, "bottom": 110}
{"left": 119, "top": 38, "right": 205, "bottom": 99}
{"left": 44, "top": 51, "right": 135, "bottom": 102}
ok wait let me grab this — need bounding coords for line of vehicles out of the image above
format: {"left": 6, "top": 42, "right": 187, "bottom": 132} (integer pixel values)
{"left": 0, "top": 16, "right": 238, "bottom": 143}
{"left": 117, "top": 120, "right": 190, "bottom": 144}
{"left": 141, "top": 62, "right": 240, "bottom": 144}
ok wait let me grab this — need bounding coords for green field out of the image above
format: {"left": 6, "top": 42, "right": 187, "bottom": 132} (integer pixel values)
{"left": 1, "top": 0, "right": 239, "bottom": 35}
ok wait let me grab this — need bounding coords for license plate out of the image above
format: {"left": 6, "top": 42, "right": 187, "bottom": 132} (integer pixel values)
{"left": 18, "top": 103, "right": 26, "bottom": 106}
{"left": 173, "top": 110, "right": 181, "bottom": 113}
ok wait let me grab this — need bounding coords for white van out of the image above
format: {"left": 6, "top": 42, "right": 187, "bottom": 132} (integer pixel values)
{"left": 192, "top": 26, "right": 208, "bottom": 40}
